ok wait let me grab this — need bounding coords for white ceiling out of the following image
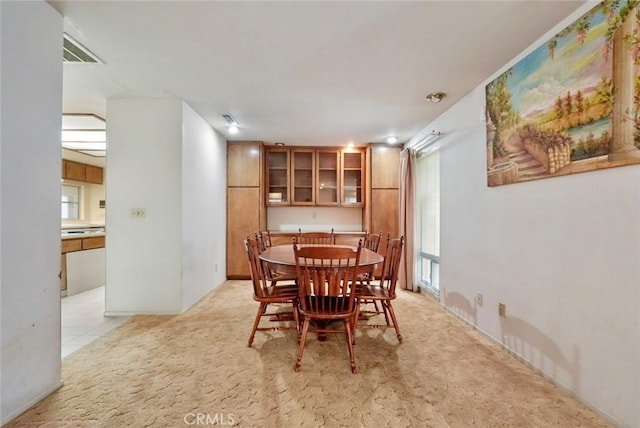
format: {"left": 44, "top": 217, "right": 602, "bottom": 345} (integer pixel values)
{"left": 49, "top": 0, "right": 585, "bottom": 147}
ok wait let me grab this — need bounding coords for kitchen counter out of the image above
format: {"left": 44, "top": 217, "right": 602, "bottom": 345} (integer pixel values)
{"left": 62, "top": 230, "right": 105, "bottom": 240}
{"left": 61, "top": 227, "right": 106, "bottom": 297}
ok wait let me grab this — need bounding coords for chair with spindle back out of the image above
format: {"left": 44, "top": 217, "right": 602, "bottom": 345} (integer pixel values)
{"left": 297, "top": 228, "right": 335, "bottom": 245}
{"left": 256, "top": 231, "right": 297, "bottom": 287}
{"left": 358, "top": 231, "right": 385, "bottom": 312}
{"left": 356, "top": 236, "right": 404, "bottom": 343}
{"left": 293, "top": 241, "right": 362, "bottom": 373}
{"left": 245, "top": 236, "right": 299, "bottom": 347}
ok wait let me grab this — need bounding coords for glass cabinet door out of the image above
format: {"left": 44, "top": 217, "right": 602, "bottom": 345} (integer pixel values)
{"left": 341, "top": 149, "right": 364, "bottom": 206}
{"left": 266, "top": 149, "right": 290, "bottom": 205}
{"left": 315, "top": 150, "right": 339, "bottom": 206}
{"left": 292, "top": 149, "right": 315, "bottom": 205}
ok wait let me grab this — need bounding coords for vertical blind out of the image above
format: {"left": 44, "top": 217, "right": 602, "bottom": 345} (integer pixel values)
{"left": 416, "top": 149, "right": 440, "bottom": 293}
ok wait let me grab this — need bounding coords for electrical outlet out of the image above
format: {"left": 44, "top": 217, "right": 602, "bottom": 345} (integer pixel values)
{"left": 130, "top": 208, "right": 146, "bottom": 218}
{"left": 498, "top": 303, "right": 506, "bottom": 318}
{"left": 475, "top": 293, "right": 483, "bottom": 306}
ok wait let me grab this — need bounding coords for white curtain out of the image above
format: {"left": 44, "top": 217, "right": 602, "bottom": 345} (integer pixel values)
{"left": 398, "top": 148, "right": 416, "bottom": 291}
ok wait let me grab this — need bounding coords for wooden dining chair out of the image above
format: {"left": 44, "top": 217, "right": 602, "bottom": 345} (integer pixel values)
{"left": 257, "top": 230, "right": 273, "bottom": 249}
{"left": 296, "top": 228, "right": 335, "bottom": 245}
{"left": 363, "top": 231, "right": 383, "bottom": 253}
{"left": 358, "top": 231, "right": 385, "bottom": 312}
{"left": 255, "top": 232, "right": 297, "bottom": 287}
{"left": 293, "top": 241, "right": 362, "bottom": 373}
{"left": 245, "top": 236, "right": 299, "bottom": 347}
{"left": 356, "top": 236, "right": 404, "bottom": 343}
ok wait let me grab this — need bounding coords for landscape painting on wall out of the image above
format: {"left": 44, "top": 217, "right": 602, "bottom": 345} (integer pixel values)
{"left": 486, "top": 0, "right": 640, "bottom": 187}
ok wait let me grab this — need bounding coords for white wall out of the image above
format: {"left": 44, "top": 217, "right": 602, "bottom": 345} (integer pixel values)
{"left": 105, "top": 99, "right": 184, "bottom": 314}
{"left": 105, "top": 99, "right": 226, "bottom": 315}
{"left": 0, "top": 1, "right": 63, "bottom": 423}
{"left": 268, "top": 207, "right": 363, "bottom": 231}
{"left": 181, "top": 103, "right": 227, "bottom": 311}
{"left": 418, "top": 3, "right": 640, "bottom": 426}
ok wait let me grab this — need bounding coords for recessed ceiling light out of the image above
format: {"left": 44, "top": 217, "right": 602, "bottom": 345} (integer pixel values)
{"left": 426, "top": 92, "right": 446, "bottom": 103}
{"left": 347, "top": 142, "right": 355, "bottom": 149}
{"left": 386, "top": 136, "right": 398, "bottom": 144}
{"left": 228, "top": 126, "right": 239, "bottom": 134}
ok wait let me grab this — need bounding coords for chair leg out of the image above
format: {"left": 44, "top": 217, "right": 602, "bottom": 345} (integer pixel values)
{"left": 294, "top": 317, "right": 311, "bottom": 372}
{"left": 352, "top": 303, "right": 360, "bottom": 345}
{"left": 384, "top": 301, "right": 403, "bottom": 344}
{"left": 381, "top": 300, "right": 391, "bottom": 326}
{"left": 248, "top": 302, "right": 267, "bottom": 347}
{"left": 344, "top": 318, "right": 357, "bottom": 374}
{"left": 292, "top": 300, "right": 301, "bottom": 339}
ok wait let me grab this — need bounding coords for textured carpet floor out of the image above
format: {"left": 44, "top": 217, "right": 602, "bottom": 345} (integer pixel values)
{"left": 8, "top": 280, "right": 610, "bottom": 427}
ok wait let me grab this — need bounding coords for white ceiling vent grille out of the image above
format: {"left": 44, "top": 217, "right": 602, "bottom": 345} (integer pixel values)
{"left": 63, "top": 33, "right": 103, "bottom": 64}
{"left": 222, "top": 114, "right": 238, "bottom": 125}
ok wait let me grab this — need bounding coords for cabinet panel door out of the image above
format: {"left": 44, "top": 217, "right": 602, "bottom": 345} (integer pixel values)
{"left": 228, "top": 142, "right": 262, "bottom": 187}
{"left": 227, "top": 187, "right": 261, "bottom": 278}
{"left": 82, "top": 236, "right": 105, "bottom": 250}
{"left": 371, "top": 145, "right": 400, "bottom": 188}
{"left": 265, "top": 148, "right": 290, "bottom": 205}
{"left": 292, "top": 149, "right": 315, "bottom": 205}
{"left": 371, "top": 189, "right": 399, "bottom": 239}
{"left": 341, "top": 149, "right": 364, "bottom": 206}
{"left": 85, "top": 165, "right": 104, "bottom": 184}
{"left": 315, "top": 150, "right": 339, "bottom": 206}
{"left": 64, "top": 160, "right": 86, "bottom": 181}
{"left": 61, "top": 238, "right": 82, "bottom": 253}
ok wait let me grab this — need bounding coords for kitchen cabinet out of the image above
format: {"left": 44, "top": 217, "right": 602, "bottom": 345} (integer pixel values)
{"left": 65, "top": 248, "right": 106, "bottom": 296}
{"left": 62, "top": 159, "right": 104, "bottom": 184}
{"left": 340, "top": 149, "right": 365, "bottom": 207}
{"left": 265, "top": 148, "right": 290, "bottom": 204}
{"left": 85, "top": 164, "right": 103, "bottom": 184}
{"left": 227, "top": 141, "right": 265, "bottom": 279}
{"left": 292, "top": 149, "right": 315, "bottom": 205}
{"left": 315, "top": 149, "right": 340, "bottom": 206}
{"left": 264, "top": 147, "right": 365, "bottom": 207}
{"left": 365, "top": 144, "right": 401, "bottom": 238}
{"left": 61, "top": 234, "right": 106, "bottom": 294}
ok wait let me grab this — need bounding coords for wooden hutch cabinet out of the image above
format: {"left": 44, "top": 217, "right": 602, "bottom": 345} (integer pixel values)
{"left": 265, "top": 149, "right": 290, "bottom": 205}
{"left": 315, "top": 149, "right": 340, "bottom": 206}
{"left": 364, "top": 144, "right": 401, "bottom": 238}
{"left": 227, "top": 141, "right": 266, "bottom": 279}
{"left": 265, "top": 146, "right": 365, "bottom": 208}
{"left": 340, "top": 148, "right": 365, "bottom": 207}
{"left": 292, "top": 148, "right": 315, "bottom": 205}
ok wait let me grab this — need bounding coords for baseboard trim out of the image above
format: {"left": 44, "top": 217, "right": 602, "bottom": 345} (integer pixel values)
{"left": 103, "top": 311, "right": 181, "bottom": 316}
{"left": 2, "top": 380, "right": 64, "bottom": 426}
{"left": 439, "top": 304, "right": 623, "bottom": 428}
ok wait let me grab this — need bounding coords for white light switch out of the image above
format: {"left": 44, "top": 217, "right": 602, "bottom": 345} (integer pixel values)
{"left": 130, "top": 208, "right": 146, "bottom": 218}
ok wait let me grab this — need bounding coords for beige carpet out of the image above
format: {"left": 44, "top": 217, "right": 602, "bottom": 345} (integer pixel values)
{"left": 8, "top": 280, "right": 610, "bottom": 427}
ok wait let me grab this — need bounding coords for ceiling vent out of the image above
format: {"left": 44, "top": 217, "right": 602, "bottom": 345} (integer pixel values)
{"left": 222, "top": 114, "right": 238, "bottom": 126}
{"left": 63, "top": 33, "right": 103, "bottom": 64}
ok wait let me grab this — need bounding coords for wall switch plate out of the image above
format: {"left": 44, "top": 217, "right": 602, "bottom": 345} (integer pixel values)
{"left": 130, "top": 208, "right": 146, "bottom": 218}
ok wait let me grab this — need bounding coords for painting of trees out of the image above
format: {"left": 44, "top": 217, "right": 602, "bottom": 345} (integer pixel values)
{"left": 486, "top": 0, "right": 640, "bottom": 187}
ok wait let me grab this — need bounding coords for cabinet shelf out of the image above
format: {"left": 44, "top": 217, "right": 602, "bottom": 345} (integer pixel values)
{"left": 266, "top": 146, "right": 364, "bottom": 207}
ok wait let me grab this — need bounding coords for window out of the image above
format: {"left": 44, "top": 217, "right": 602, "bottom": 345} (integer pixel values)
{"left": 61, "top": 184, "right": 81, "bottom": 219}
{"left": 416, "top": 150, "right": 440, "bottom": 295}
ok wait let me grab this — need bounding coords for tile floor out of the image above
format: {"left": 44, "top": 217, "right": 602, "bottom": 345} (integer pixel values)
{"left": 61, "top": 286, "right": 130, "bottom": 358}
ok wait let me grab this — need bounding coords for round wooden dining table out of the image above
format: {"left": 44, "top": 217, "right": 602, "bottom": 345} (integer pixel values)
{"left": 259, "top": 244, "right": 383, "bottom": 341}
{"left": 259, "top": 244, "right": 383, "bottom": 268}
